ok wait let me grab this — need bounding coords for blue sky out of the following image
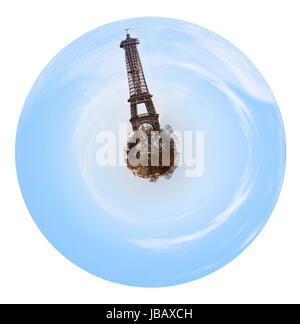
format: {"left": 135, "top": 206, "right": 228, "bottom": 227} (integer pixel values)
{"left": 16, "top": 17, "right": 285, "bottom": 287}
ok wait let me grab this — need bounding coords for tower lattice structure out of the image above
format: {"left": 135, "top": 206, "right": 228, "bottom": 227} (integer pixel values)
{"left": 120, "top": 30, "right": 160, "bottom": 131}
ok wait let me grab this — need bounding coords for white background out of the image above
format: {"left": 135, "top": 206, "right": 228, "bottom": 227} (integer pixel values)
{"left": 0, "top": 0, "right": 299, "bottom": 304}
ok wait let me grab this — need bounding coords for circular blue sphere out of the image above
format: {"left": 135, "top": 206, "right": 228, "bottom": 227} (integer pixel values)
{"left": 16, "top": 17, "right": 286, "bottom": 287}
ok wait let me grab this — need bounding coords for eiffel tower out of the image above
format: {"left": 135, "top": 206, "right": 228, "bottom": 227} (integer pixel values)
{"left": 120, "top": 30, "right": 160, "bottom": 131}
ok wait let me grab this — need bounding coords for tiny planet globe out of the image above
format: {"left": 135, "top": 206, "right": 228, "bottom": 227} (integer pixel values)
{"left": 125, "top": 126, "right": 179, "bottom": 182}
{"left": 15, "top": 17, "right": 286, "bottom": 287}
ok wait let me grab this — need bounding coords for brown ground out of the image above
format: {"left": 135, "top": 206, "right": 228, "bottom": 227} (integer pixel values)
{"left": 125, "top": 127, "right": 178, "bottom": 182}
